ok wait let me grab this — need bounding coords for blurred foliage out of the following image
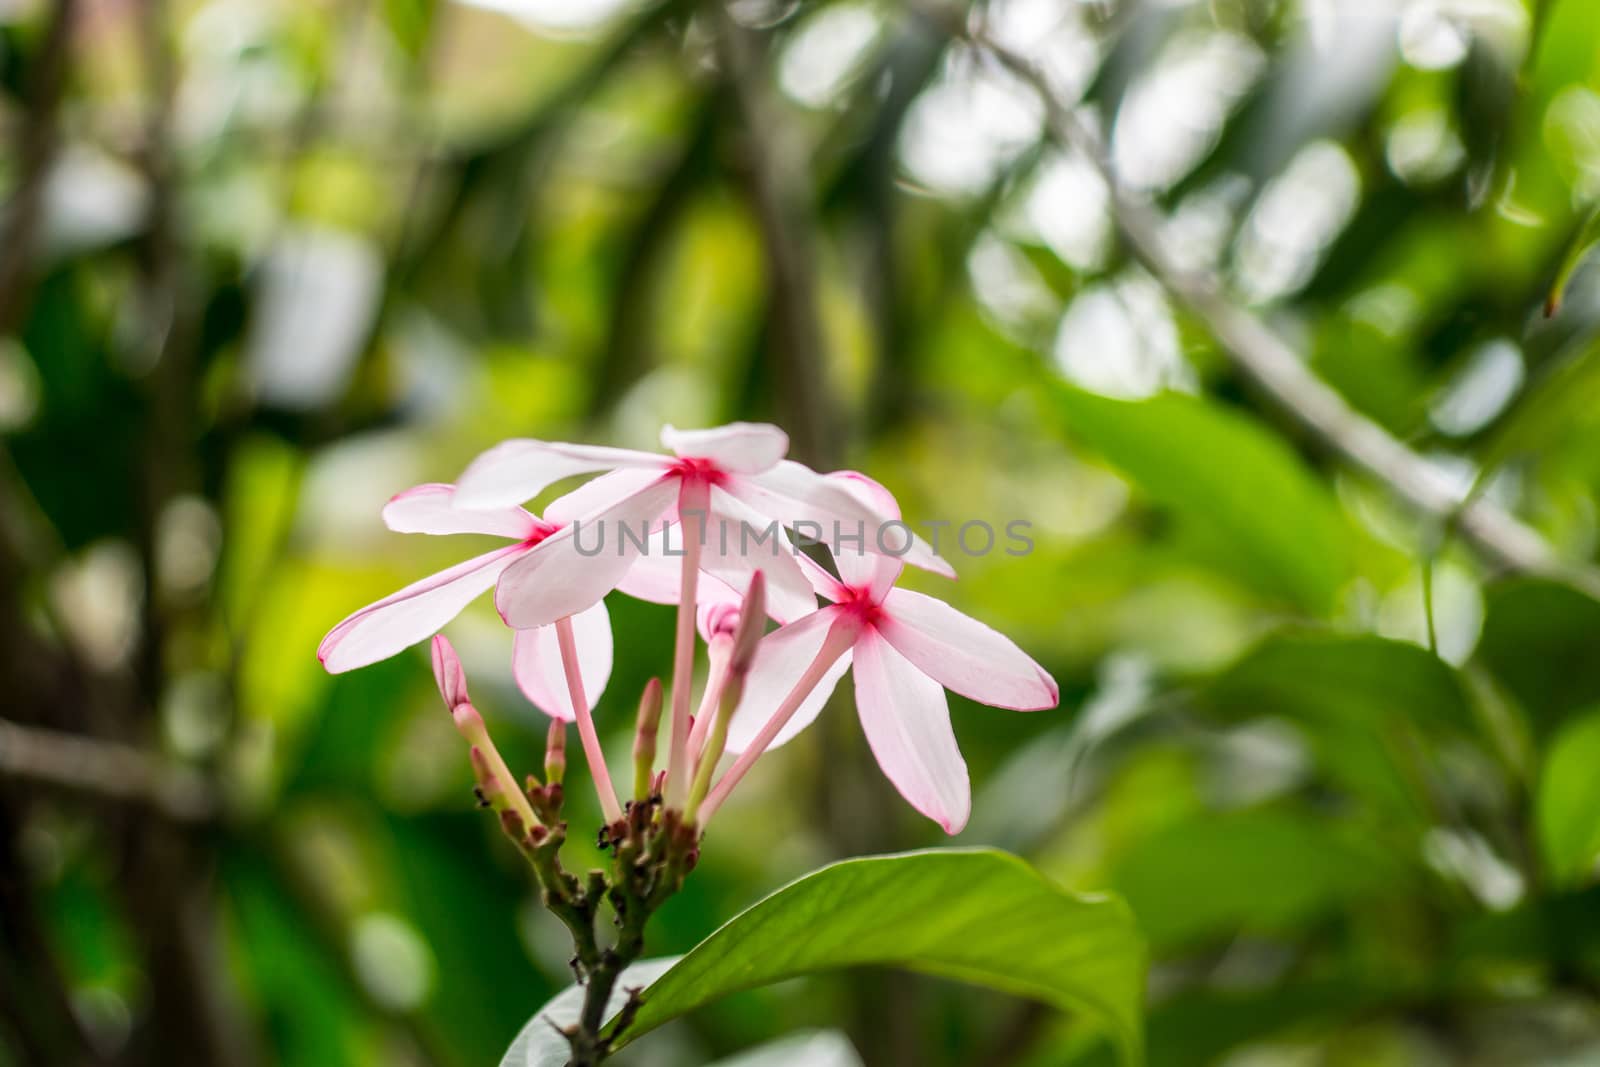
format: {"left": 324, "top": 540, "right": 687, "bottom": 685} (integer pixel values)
{"left": 3, "top": 0, "right": 1600, "bottom": 1064}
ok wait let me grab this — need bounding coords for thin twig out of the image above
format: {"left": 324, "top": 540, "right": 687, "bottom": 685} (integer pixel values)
{"left": 925, "top": 4, "right": 1600, "bottom": 597}
{"left": 0, "top": 717, "right": 216, "bottom": 822}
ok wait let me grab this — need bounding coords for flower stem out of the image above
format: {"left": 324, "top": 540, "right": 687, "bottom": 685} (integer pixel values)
{"left": 697, "top": 619, "right": 856, "bottom": 825}
{"left": 685, "top": 637, "right": 730, "bottom": 768}
{"left": 663, "top": 483, "right": 708, "bottom": 810}
{"left": 556, "top": 615, "right": 624, "bottom": 825}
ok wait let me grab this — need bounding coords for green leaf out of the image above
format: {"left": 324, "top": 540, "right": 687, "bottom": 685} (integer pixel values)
{"left": 1050, "top": 386, "right": 1350, "bottom": 613}
{"left": 1201, "top": 631, "right": 1473, "bottom": 732}
{"left": 1544, "top": 204, "right": 1600, "bottom": 317}
{"left": 1477, "top": 579, "right": 1600, "bottom": 739}
{"left": 622, "top": 850, "right": 1143, "bottom": 1062}
{"left": 1197, "top": 630, "right": 1475, "bottom": 817}
{"left": 1111, "top": 806, "right": 1402, "bottom": 951}
{"left": 503, "top": 850, "right": 1145, "bottom": 1065}
{"left": 1537, "top": 708, "right": 1600, "bottom": 888}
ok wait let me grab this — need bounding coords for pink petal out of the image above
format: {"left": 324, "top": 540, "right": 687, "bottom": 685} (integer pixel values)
{"left": 851, "top": 628, "right": 970, "bottom": 834}
{"left": 613, "top": 525, "right": 744, "bottom": 609}
{"left": 544, "top": 467, "right": 671, "bottom": 527}
{"left": 383, "top": 483, "right": 544, "bottom": 540}
{"left": 877, "top": 589, "right": 1059, "bottom": 711}
{"left": 495, "top": 475, "right": 680, "bottom": 628}
{"left": 431, "top": 634, "right": 470, "bottom": 710}
{"left": 723, "top": 607, "right": 853, "bottom": 755}
{"left": 318, "top": 544, "right": 527, "bottom": 673}
{"left": 702, "top": 487, "right": 817, "bottom": 623}
{"left": 797, "top": 553, "right": 849, "bottom": 602}
{"left": 510, "top": 600, "right": 613, "bottom": 721}
{"left": 660, "top": 422, "right": 788, "bottom": 473}
{"left": 822, "top": 472, "right": 906, "bottom": 597}
{"left": 728, "top": 461, "right": 956, "bottom": 581}
{"left": 452, "top": 439, "right": 666, "bottom": 510}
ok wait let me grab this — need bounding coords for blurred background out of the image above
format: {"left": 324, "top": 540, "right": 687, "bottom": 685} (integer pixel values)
{"left": 4, "top": 0, "right": 1600, "bottom": 1064}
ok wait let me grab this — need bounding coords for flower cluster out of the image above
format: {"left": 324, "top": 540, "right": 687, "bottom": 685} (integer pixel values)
{"left": 318, "top": 422, "right": 1058, "bottom": 835}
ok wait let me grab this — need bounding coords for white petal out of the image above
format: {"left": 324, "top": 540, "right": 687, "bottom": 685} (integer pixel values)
{"left": 702, "top": 487, "right": 817, "bottom": 623}
{"left": 724, "top": 607, "right": 852, "bottom": 754}
{"left": 453, "top": 439, "right": 666, "bottom": 510}
{"left": 660, "top": 422, "right": 788, "bottom": 472}
{"left": 383, "top": 483, "right": 543, "bottom": 540}
{"left": 495, "top": 476, "right": 679, "bottom": 628}
{"left": 511, "top": 601, "right": 613, "bottom": 721}
{"left": 852, "top": 628, "right": 970, "bottom": 834}
{"left": 821, "top": 471, "right": 907, "bottom": 595}
{"left": 614, "top": 524, "right": 744, "bottom": 608}
{"left": 318, "top": 545, "right": 526, "bottom": 673}
{"left": 544, "top": 467, "right": 671, "bottom": 526}
{"left": 877, "top": 589, "right": 1058, "bottom": 711}
{"left": 729, "top": 461, "right": 956, "bottom": 581}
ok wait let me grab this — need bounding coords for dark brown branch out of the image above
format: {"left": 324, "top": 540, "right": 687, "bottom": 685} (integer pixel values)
{"left": 927, "top": 4, "right": 1600, "bottom": 597}
{"left": 0, "top": 718, "right": 216, "bottom": 822}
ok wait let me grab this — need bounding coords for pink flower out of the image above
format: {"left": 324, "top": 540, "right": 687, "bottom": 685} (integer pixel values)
{"left": 702, "top": 474, "right": 1059, "bottom": 835}
{"left": 449, "top": 422, "right": 953, "bottom": 630}
{"left": 316, "top": 483, "right": 611, "bottom": 721}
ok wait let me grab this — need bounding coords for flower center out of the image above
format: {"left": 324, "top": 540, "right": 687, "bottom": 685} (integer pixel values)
{"left": 523, "top": 521, "right": 559, "bottom": 548}
{"left": 836, "top": 583, "right": 884, "bottom": 626}
{"left": 669, "top": 456, "right": 726, "bottom": 486}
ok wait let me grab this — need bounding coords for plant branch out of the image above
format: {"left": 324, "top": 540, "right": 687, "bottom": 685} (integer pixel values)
{"left": 0, "top": 718, "right": 217, "bottom": 822}
{"left": 927, "top": 5, "right": 1600, "bottom": 597}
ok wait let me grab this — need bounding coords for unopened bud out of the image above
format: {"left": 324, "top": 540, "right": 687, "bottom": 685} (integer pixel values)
{"left": 729, "top": 571, "right": 767, "bottom": 677}
{"left": 685, "top": 577, "right": 764, "bottom": 824}
{"left": 431, "top": 635, "right": 470, "bottom": 711}
{"left": 700, "top": 601, "right": 740, "bottom": 640}
{"left": 545, "top": 720, "right": 567, "bottom": 787}
{"left": 633, "top": 678, "right": 663, "bottom": 803}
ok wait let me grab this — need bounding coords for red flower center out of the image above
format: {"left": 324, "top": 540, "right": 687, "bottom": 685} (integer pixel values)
{"left": 669, "top": 456, "right": 726, "bottom": 486}
{"left": 836, "top": 583, "right": 884, "bottom": 626}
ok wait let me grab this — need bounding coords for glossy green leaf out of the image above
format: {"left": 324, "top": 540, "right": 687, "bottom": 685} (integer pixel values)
{"left": 502, "top": 850, "right": 1145, "bottom": 1065}
{"left": 1051, "top": 386, "right": 1350, "bottom": 613}
{"left": 1537, "top": 708, "right": 1600, "bottom": 888}
{"left": 622, "top": 850, "right": 1143, "bottom": 1062}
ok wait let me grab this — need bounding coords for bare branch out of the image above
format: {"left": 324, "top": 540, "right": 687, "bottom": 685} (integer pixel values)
{"left": 922, "top": 4, "right": 1600, "bottom": 597}
{"left": 0, "top": 718, "right": 215, "bottom": 822}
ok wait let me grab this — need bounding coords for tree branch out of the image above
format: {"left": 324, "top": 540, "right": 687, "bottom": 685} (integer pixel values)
{"left": 924, "top": 4, "right": 1600, "bottom": 597}
{"left": 0, "top": 718, "right": 215, "bottom": 823}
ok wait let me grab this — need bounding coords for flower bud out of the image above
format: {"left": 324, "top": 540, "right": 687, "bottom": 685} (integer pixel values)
{"left": 431, "top": 635, "right": 470, "bottom": 712}
{"left": 432, "top": 635, "right": 541, "bottom": 833}
{"left": 632, "top": 678, "right": 663, "bottom": 802}
{"left": 700, "top": 601, "right": 741, "bottom": 640}
{"left": 545, "top": 720, "right": 567, "bottom": 787}
{"left": 728, "top": 572, "right": 767, "bottom": 678}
